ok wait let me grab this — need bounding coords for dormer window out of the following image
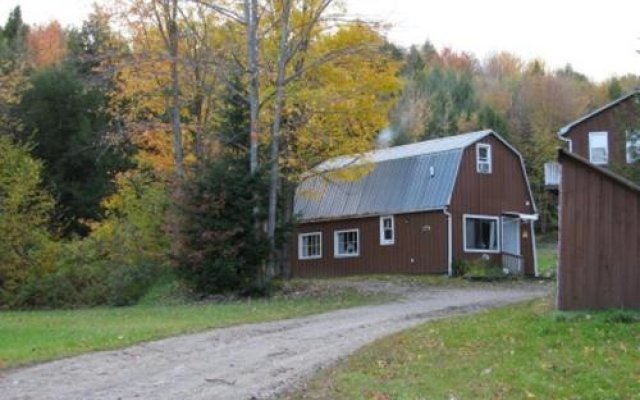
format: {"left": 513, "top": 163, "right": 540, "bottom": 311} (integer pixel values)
{"left": 476, "top": 143, "right": 492, "bottom": 174}
{"left": 589, "top": 132, "right": 608, "bottom": 165}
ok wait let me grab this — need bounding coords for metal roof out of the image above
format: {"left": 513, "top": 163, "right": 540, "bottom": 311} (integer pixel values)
{"left": 558, "top": 90, "right": 640, "bottom": 136}
{"left": 316, "top": 129, "right": 493, "bottom": 171}
{"left": 294, "top": 130, "right": 495, "bottom": 221}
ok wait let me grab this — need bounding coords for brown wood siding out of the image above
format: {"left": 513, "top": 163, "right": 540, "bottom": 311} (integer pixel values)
{"left": 557, "top": 150, "right": 640, "bottom": 310}
{"left": 291, "top": 211, "right": 448, "bottom": 278}
{"left": 566, "top": 95, "right": 639, "bottom": 166}
{"left": 450, "top": 135, "right": 537, "bottom": 274}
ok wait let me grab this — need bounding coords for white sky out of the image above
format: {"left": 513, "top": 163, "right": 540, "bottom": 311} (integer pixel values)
{"left": 2, "top": 0, "right": 639, "bottom": 82}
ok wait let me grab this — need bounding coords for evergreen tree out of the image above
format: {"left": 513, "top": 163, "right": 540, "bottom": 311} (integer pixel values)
{"left": 0, "top": 6, "right": 28, "bottom": 64}
{"left": 18, "top": 67, "right": 132, "bottom": 237}
{"left": 178, "top": 76, "right": 269, "bottom": 294}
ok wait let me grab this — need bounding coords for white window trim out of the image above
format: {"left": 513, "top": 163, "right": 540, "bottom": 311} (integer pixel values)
{"left": 463, "top": 214, "right": 501, "bottom": 254}
{"left": 298, "top": 232, "right": 322, "bottom": 260}
{"left": 588, "top": 131, "right": 609, "bottom": 165}
{"left": 334, "top": 229, "right": 360, "bottom": 258}
{"left": 476, "top": 143, "right": 492, "bottom": 174}
{"left": 379, "top": 215, "right": 395, "bottom": 245}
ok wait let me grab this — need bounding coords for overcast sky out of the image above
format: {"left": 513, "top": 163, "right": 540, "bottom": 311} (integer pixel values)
{"left": 2, "top": 0, "right": 639, "bottom": 82}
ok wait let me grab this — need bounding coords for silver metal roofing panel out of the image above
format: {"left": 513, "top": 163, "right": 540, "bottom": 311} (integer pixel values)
{"left": 315, "top": 129, "right": 492, "bottom": 171}
{"left": 294, "top": 149, "right": 463, "bottom": 221}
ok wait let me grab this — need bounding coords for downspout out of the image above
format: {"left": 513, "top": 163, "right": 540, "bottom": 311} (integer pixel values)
{"left": 444, "top": 207, "right": 453, "bottom": 277}
{"left": 558, "top": 129, "right": 573, "bottom": 152}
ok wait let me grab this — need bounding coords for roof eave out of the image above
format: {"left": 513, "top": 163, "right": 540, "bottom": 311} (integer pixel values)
{"left": 558, "top": 90, "right": 639, "bottom": 137}
{"left": 296, "top": 206, "right": 448, "bottom": 224}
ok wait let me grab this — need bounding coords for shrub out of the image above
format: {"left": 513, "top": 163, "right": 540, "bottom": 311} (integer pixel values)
{"left": 8, "top": 169, "right": 170, "bottom": 309}
{"left": 452, "top": 258, "right": 468, "bottom": 277}
{"left": 14, "top": 258, "right": 162, "bottom": 309}
{"left": 462, "top": 255, "right": 510, "bottom": 281}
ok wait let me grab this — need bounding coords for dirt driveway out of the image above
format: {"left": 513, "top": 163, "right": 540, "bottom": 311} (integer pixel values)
{"left": 1, "top": 282, "right": 548, "bottom": 400}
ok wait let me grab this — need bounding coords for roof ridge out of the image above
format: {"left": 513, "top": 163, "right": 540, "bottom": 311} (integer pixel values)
{"left": 375, "top": 129, "right": 492, "bottom": 152}
{"left": 559, "top": 90, "right": 640, "bottom": 136}
{"left": 316, "top": 129, "right": 493, "bottom": 172}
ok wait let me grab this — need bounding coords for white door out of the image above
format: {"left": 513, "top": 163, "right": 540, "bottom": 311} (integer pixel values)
{"left": 501, "top": 217, "right": 520, "bottom": 256}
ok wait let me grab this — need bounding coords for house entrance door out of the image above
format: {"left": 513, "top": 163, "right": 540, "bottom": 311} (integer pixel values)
{"left": 501, "top": 217, "right": 522, "bottom": 274}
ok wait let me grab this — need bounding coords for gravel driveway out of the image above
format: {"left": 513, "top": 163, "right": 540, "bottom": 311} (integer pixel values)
{"left": 1, "top": 282, "right": 548, "bottom": 400}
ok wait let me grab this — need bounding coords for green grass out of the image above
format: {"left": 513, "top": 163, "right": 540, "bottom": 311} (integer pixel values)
{"left": 0, "top": 285, "right": 386, "bottom": 369}
{"left": 291, "top": 299, "right": 640, "bottom": 400}
{"left": 535, "top": 231, "right": 558, "bottom": 278}
{"left": 336, "top": 274, "right": 475, "bottom": 287}
{"left": 537, "top": 243, "right": 558, "bottom": 278}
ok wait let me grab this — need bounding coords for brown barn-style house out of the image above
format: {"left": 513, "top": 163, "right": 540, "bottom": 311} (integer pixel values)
{"left": 550, "top": 90, "right": 640, "bottom": 310}
{"left": 291, "top": 130, "right": 538, "bottom": 278}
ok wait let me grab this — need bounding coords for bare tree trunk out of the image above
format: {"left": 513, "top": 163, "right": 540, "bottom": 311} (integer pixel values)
{"left": 243, "top": 0, "right": 264, "bottom": 285}
{"left": 266, "top": 0, "right": 292, "bottom": 280}
{"left": 279, "top": 179, "right": 295, "bottom": 278}
{"left": 152, "top": 0, "right": 184, "bottom": 177}
{"left": 168, "top": 0, "right": 184, "bottom": 178}
{"left": 245, "top": 0, "right": 260, "bottom": 175}
{"left": 192, "top": 60, "right": 205, "bottom": 162}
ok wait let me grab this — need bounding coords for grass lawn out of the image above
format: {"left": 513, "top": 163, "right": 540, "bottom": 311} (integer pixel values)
{"left": 537, "top": 240, "right": 558, "bottom": 278}
{"left": 0, "top": 282, "right": 388, "bottom": 369}
{"left": 291, "top": 298, "right": 640, "bottom": 399}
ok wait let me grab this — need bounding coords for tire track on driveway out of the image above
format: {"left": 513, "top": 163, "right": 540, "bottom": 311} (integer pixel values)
{"left": 1, "top": 285, "right": 548, "bottom": 400}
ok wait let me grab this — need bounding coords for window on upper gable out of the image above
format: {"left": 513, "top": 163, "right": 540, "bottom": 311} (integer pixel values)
{"left": 589, "top": 132, "right": 609, "bottom": 165}
{"left": 476, "top": 143, "right": 492, "bottom": 174}
{"left": 626, "top": 130, "right": 640, "bottom": 164}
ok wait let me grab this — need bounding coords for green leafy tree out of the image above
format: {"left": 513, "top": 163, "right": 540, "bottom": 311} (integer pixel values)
{"left": 18, "top": 67, "right": 132, "bottom": 237}
{"left": 0, "top": 137, "right": 55, "bottom": 306}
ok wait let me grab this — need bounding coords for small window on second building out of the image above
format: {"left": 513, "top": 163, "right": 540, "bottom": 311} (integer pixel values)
{"left": 589, "top": 131, "right": 609, "bottom": 165}
{"left": 379, "top": 216, "right": 394, "bottom": 245}
{"left": 476, "top": 143, "right": 492, "bottom": 174}
{"left": 626, "top": 130, "right": 640, "bottom": 164}
{"left": 334, "top": 229, "right": 359, "bottom": 257}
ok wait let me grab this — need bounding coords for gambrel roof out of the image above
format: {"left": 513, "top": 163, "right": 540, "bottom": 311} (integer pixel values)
{"left": 558, "top": 90, "right": 640, "bottom": 136}
{"left": 294, "top": 129, "right": 516, "bottom": 222}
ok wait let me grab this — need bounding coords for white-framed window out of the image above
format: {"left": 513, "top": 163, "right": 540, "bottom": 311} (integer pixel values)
{"left": 626, "top": 130, "right": 640, "bottom": 164}
{"left": 589, "top": 131, "right": 609, "bottom": 165}
{"left": 298, "top": 232, "right": 322, "bottom": 260}
{"left": 334, "top": 229, "right": 360, "bottom": 258}
{"left": 463, "top": 214, "right": 500, "bottom": 253}
{"left": 379, "top": 215, "right": 395, "bottom": 245}
{"left": 476, "top": 143, "right": 492, "bottom": 174}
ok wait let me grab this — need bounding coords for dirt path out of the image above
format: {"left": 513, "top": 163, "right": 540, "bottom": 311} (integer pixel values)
{"left": 1, "top": 283, "right": 548, "bottom": 400}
